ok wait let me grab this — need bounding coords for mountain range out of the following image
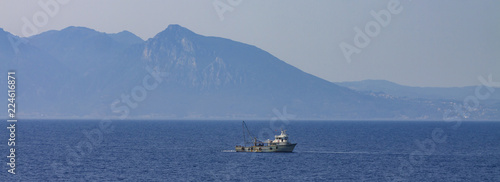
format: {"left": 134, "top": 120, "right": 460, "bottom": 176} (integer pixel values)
{"left": 0, "top": 25, "right": 498, "bottom": 120}
{"left": 336, "top": 80, "right": 500, "bottom": 101}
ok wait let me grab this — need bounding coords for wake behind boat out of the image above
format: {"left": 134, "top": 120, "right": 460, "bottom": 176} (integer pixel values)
{"left": 235, "top": 121, "right": 297, "bottom": 152}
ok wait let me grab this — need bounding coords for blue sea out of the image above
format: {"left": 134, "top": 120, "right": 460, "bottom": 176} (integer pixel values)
{"left": 1, "top": 120, "right": 499, "bottom": 181}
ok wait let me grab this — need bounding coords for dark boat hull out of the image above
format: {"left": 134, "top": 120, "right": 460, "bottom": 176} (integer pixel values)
{"left": 235, "top": 144, "right": 296, "bottom": 152}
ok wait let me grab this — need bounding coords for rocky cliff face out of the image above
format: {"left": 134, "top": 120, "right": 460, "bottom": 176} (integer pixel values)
{"left": 141, "top": 25, "right": 242, "bottom": 90}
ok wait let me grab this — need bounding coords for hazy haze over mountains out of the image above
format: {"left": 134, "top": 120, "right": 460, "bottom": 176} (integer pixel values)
{"left": 0, "top": 25, "right": 499, "bottom": 120}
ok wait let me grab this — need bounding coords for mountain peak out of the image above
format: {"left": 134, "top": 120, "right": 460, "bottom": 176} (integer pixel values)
{"left": 58, "top": 26, "right": 105, "bottom": 37}
{"left": 115, "top": 30, "right": 134, "bottom": 36}
{"left": 166, "top": 24, "right": 191, "bottom": 32}
{"left": 154, "top": 24, "right": 197, "bottom": 40}
{"left": 62, "top": 26, "right": 97, "bottom": 32}
{"left": 109, "top": 30, "right": 144, "bottom": 45}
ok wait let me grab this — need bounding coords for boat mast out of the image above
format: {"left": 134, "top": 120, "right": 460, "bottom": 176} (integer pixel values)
{"left": 242, "top": 121, "right": 254, "bottom": 146}
{"left": 242, "top": 121, "right": 246, "bottom": 146}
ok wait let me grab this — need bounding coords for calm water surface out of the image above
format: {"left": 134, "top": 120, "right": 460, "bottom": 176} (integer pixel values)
{"left": 1, "top": 120, "right": 499, "bottom": 181}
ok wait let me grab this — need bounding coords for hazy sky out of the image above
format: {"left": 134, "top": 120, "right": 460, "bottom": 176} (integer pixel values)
{"left": 1, "top": 0, "right": 498, "bottom": 87}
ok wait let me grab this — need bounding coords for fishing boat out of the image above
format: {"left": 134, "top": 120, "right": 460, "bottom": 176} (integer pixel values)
{"left": 235, "top": 121, "right": 297, "bottom": 152}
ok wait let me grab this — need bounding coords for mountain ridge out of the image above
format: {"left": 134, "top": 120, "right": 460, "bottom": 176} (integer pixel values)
{"left": 337, "top": 79, "right": 500, "bottom": 101}
{"left": 1, "top": 25, "right": 498, "bottom": 120}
